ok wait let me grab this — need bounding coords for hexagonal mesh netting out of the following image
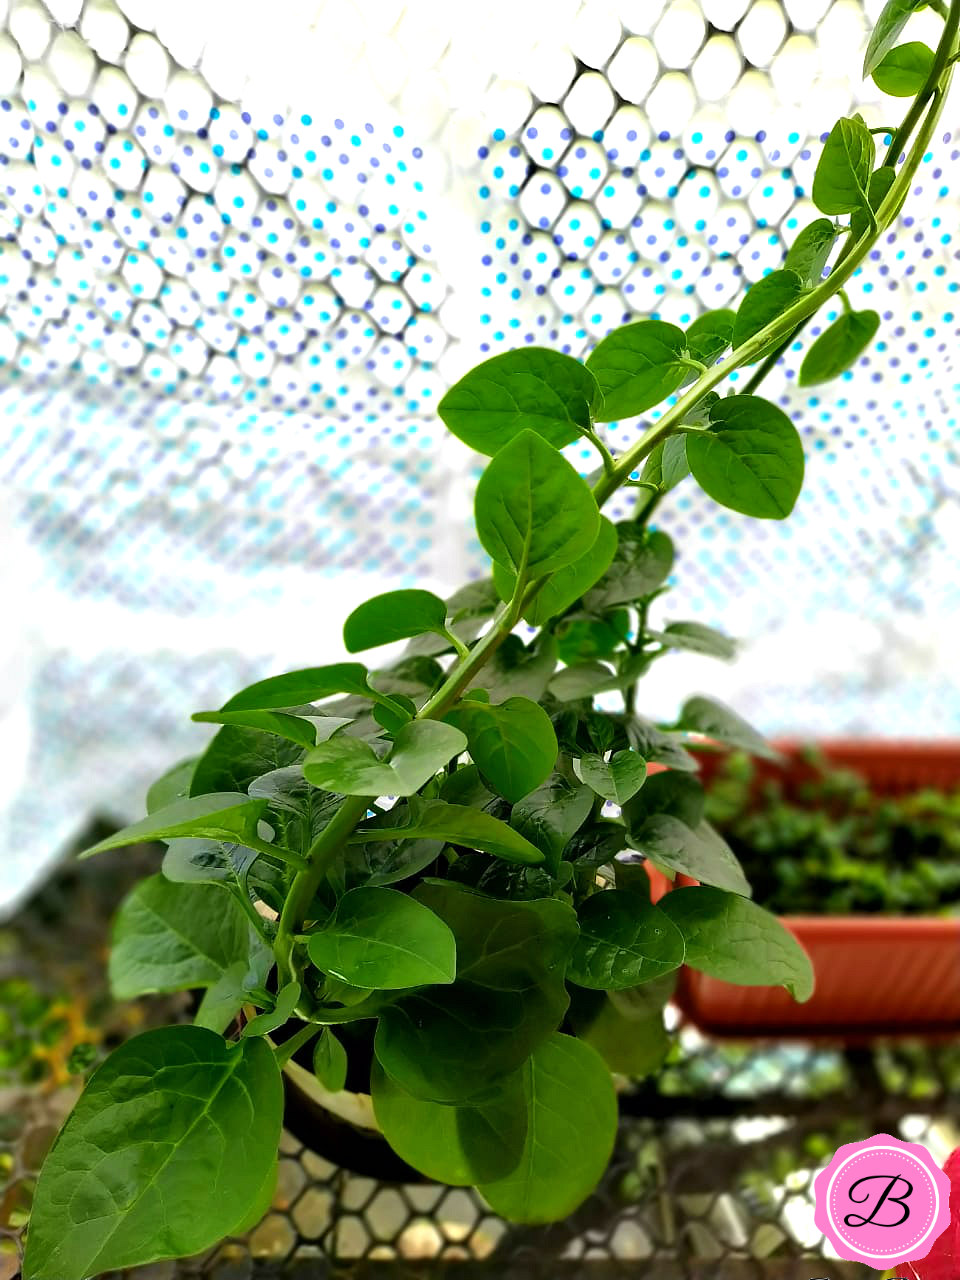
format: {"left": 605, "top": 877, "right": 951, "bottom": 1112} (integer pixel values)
{"left": 1, "top": 0, "right": 959, "bottom": 910}
{"left": 2, "top": 851, "right": 958, "bottom": 1278}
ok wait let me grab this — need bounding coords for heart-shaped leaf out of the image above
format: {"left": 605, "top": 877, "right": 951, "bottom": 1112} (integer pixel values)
{"left": 307, "top": 886, "right": 456, "bottom": 989}
{"left": 449, "top": 696, "right": 558, "bottom": 803}
{"left": 344, "top": 589, "right": 450, "bottom": 652}
{"left": 475, "top": 430, "right": 601, "bottom": 579}
{"left": 494, "top": 516, "right": 618, "bottom": 625}
{"left": 686, "top": 395, "right": 804, "bottom": 520}
{"left": 586, "top": 320, "right": 690, "bottom": 420}
{"left": 438, "top": 347, "right": 601, "bottom": 455}
{"left": 568, "top": 890, "right": 685, "bottom": 989}
{"left": 303, "top": 720, "right": 467, "bottom": 797}
{"left": 578, "top": 750, "right": 647, "bottom": 806}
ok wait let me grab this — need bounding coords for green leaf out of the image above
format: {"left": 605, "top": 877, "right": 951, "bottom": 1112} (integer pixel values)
{"left": 438, "top": 346, "right": 601, "bottom": 456}
{"left": 190, "top": 724, "right": 303, "bottom": 798}
{"left": 375, "top": 981, "right": 563, "bottom": 1103}
{"left": 556, "top": 611, "right": 629, "bottom": 665}
{"left": 678, "top": 694, "right": 776, "bottom": 758}
{"left": 414, "top": 883, "right": 577, "bottom": 992}
{"left": 352, "top": 798, "right": 545, "bottom": 865}
{"left": 851, "top": 166, "right": 897, "bottom": 240}
{"left": 404, "top": 582, "right": 500, "bottom": 657}
{"left": 628, "top": 814, "right": 751, "bottom": 896}
{"left": 625, "top": 717, "right": 699, "bottom": 773}
{"left": 221, "top": 664, "right": 377, "bottom": 711}
{"left": 798, "top": 309, "right": 881, "bottom": 385}
{"left": 583, "top": 525, "right": 674, "bottom": 611}
{"left": 191, "top": 708, "right": 332, "bottom": 750}
{"left": 22, "top": 1028, "right": 282, "bottom": 1280}
{"left": 371, "top": 1058, "right": 526, "bottom": 1185}
{"left": 448, "top": 696, "right": 558, "bottom": 803}
{"left": 874, "top": 38, "right": 934, "bottom": 93}
{"left": 623, "top": 768, "right": 705, "bottom": 828}
{"left": 548, "top": 661, "right": 618, "bottom": 702}
{"left": 478, "top": 1034, "right": 617, "bottom": 1224}
{"left": 568, "top": 890, "right": 685, "bottom": 989}
{"left": 303, "top": 720, "right": 467, "bottom": 797}
{"left": 510, "top": 773, "right": 594, "bottom": 872}
{"left": 639, "top": 435, "right": 690, "bottom": 493}
{"left": 241, "top": 980, "right": 302, "bottom": 1037}
{"left": 732, "top": 269, "right": 806, "bottom": 352}
{"left": 109, "top": 875, "right": 253, "bottom": 1000}
{"left": 686, "top": 395, "right": 804, "bottom": 520}
{"left": 313, "top": 1028, "right": 348, "bottom": 1092}
{"left": 578, "top": 751, "right": 647, "bottom": 806}
{"left": 571, "top": 990, "right": 670, "bottom": 1078}
{"left": 494, "top": 516, "right": 618, "bottom": 625}
{"left": 475, "top": 430, "right": 600, "bottom": 579}
{"left": 343, "top": 589, "right": 450, "bottom": 653}
{"left": 685, "top": 309, "right": 735, "bottom": 365}
{"left": 146, "top": 758, "right": 196, "bottom": 814}
{"left": 863, "top": 0, "right": 926, "bottom": 76}
{"left": 81, "top": 792, "right": 269, "bottom": 859}
{"left": 812, "top": 116, "right": 875, "bottom": 215}
{"left": 467, "top": 632, "right": 559, "bottom": 702}
{"left": 195, "top": 953, "right": 273, "bottom": 1036}
{"left": 783, "top": 219, "right": 838, "bottom": 286}
{"left": 659, "top": 886, "right": 815, "bottom": 1000}
{"left": 248, "top": 766, "right": 343, "bottom": 844}
{"left": 586, "top": 320, "right": 690, "bottom": 421}
{"left": 647, "top": 621, "right": 737, "bottom": 659}
{"left": 307, "top": 886, "right": 457, "bottom": 989}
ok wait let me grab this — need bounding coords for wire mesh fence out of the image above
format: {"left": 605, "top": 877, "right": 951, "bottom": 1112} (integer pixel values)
{"left": 2, "top": 845, "right": 956, "bottom": 1279}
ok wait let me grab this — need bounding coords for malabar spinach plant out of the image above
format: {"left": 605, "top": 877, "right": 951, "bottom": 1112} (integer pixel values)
{"left": 23, "top": 6, "right": 960, "bottom": 1275}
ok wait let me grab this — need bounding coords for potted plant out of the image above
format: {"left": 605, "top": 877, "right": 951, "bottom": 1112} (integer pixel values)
{"left": 670, "top": 741, "right": 960, "bottom": 1036}
{"left": 20, "top": 6, "right": 960, "bottom": 1276}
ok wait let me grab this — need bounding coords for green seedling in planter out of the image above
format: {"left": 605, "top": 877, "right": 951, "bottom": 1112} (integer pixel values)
{"left": 706, "top": 748, "right": 960, "bottom": 916}
{"left": 22, "top": 8, "right": 960, "bottom": 1276}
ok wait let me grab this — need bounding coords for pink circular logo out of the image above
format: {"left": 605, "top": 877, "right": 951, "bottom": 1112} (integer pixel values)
{"left": 814, "top": 1134, "right": 953, "bottom": 1266}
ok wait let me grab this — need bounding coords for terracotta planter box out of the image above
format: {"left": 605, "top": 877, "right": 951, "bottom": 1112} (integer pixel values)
{"left": 666, "top": 740, "right": 960, "bottom": 1038}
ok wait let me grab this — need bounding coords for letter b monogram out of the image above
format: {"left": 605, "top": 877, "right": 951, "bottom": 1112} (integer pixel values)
{"left": 843, "top": 1174, "right": 913, "bottom": 1229}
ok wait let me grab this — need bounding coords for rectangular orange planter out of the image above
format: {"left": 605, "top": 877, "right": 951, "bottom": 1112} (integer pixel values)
{"left": 666, "top": 741, "right": 960, "bottom": 1039}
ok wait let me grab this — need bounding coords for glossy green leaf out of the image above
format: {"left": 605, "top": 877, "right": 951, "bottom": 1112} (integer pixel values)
{"left": 343, "top": 589, "right": 450, "bottom": 652}
{"left": 628, "top": 813, "right": 751, "bottom": 896}
{"left": 863, "top": 0, "right": 926, "bottom": 76}
{"left": 686, "top": 395, "right": 804, "bottom": 520}
{"left": 798, "top": 309, "right": 880, "bottom": 385}
{"left": 448, "top": 696, "right": 558, "bottom": 803}
{"left": 241, "top": 980, "right": 302, "bottom": 1037}
{"left": 678, "top": 694, "right": 776, "bottom": 758}
{"left": 732, "top": 269, "right": 805, "bottom": 352}
{"left": 568, "top": 890, "right": 684, "bottom": 990}
{"left": 371, "top": 1058, "right": 526, "bottom": 1185}
{"left": 109, "top": 875, "right": 253, "bottom": 1001}
{"left": 189, "top": 724, "right": 304, "bottom": 798}
{"left": 659, "top": 886, "right": 815, "bottom": 1000}
{"left": 783, "top": 219, "right": 838, "bottom": 286}
{"left": 851, "top": 166, "right": 897, "bottom": 240}
{"left": 578, "top": 750, "right": 647, "bottom": 806}
{"left": 146, "top": 758, "right": 196, "bottom": 814}
{"left": 307, "top": 886, "right": 456, "bottom": 989}
{"left": 313, "top": 1028, "right": 348, "bottom": 1092}
{"left": 623, "top": 768, "right": 705, "bottom": 829}
{"left": 478, "top": 1034, "right": 617, "bottom": 1224}
{"left": 22, "top": 1027, "right": 282, "bottom": 1280}
{"left": 437, "top": 346, "right": 601, "bottom": 456}
{"left": 375, "top": 980, "right": 564, "bottom": 1103}
{"left": 647, "top": 621, "right": 737, "bottom": 659}
{"left": 80, "top": 792, "right": 269, "bottom": 859}
{"left": 874, "top": 39, "right": 934, "bottom": 94}
{"left": 221, "top": 664, "right": 378, "bottom": 711}
{"left": 639, "top": 434, "right": 690, "bottom": 493}
{"left": 248, "top": 766, "right": 343, "bottom": 843}
{"left": 812, "top": 116, "right": 875, "bottom": 214}
{"left": 583, "top": 525, "right": 674, "bottom": 611}
{"left": 351, "top": 798, "right": 545, "bottom": 865}
{"left": 586, "top": 320, "right": 690, "bottom": 421}
{"left": 511, "top": 773, "right": 594, "bottom": 871}
{"left": 685, "top": 309, "right": 735, "bottom": 365}
{"left": 548, "top": 661, "right": 618, "bottom": 702}
{"left": 191, "top": 708, "right": 330, "bottom": 750}
{"left": 303, "top": 720, "right": 467, "bottom": 797}
{"left": 475, "top": 430, "right": 600, "bottom": 579}
{"left": 494, "top": 516, "right": 617, "bottom": 625}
